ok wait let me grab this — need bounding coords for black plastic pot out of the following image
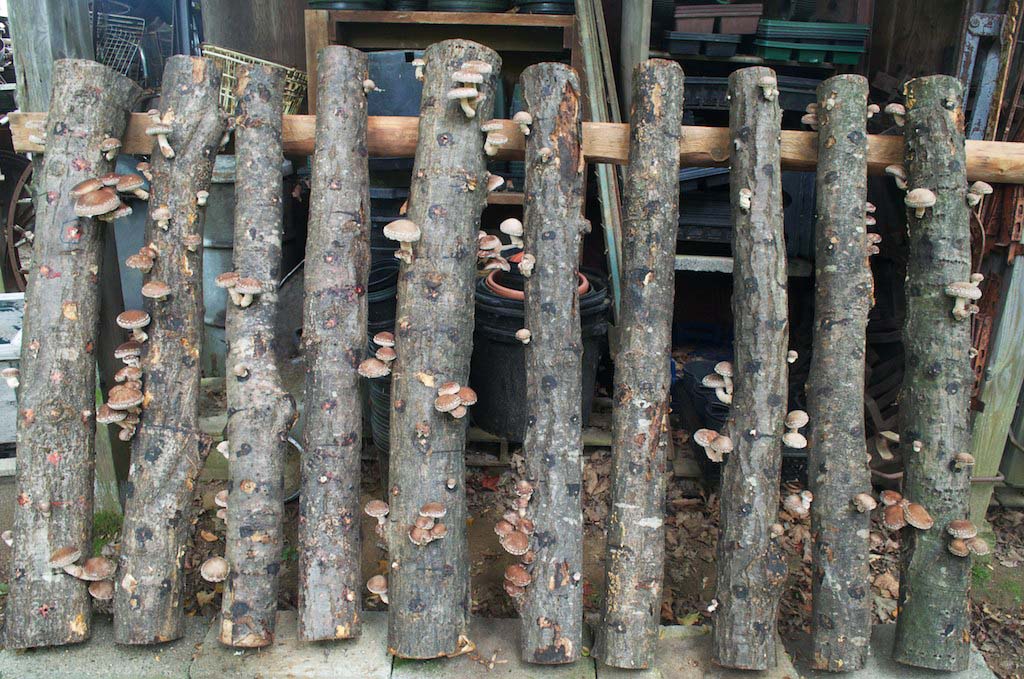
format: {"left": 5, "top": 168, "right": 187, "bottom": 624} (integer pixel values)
{"left": 469, "top": 268, "right": 610, "bottom": 442}
{"left": 308, "top": 0, "right": 386, "bottom": 8}
{"left": 512, "top": 0, "right": 573, "bottom": 13}
{"left": 368, "top": 259, "right": 400, "bottom": 332}
{"left": 428, "top": 0, "right": 509, "bottom": 10}
{"left": 389, "top": 0, "right": 427, "bottom": 7}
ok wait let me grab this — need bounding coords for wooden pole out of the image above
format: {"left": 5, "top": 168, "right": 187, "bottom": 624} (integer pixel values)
{"left": 518, "top": 62, "right": 586, "bottom": 665}
{"left": 385, "top": 40, "right": 500, "bottom": 660}
{"left": 297, "top": 45, "right": 371, "bottom": 642}
{"left": 806, "top": 74, "right": 873, "bottom": 671}
{"left": 712, "top": 66, "right": 789, "bottom": 671}
{"left": 4, "top": 59, "right": 140, "bottom": 650}
{"left": 113, "top": 55, "right": 225, "bottom": 645}
{"left": 594, "top": 58, "right": 683, "bottom": 670}
{"left": 893, "top": 75, "right": 973, "bottom": 672}
{"left": 219, "top": 64, "right": 297, "bottom": 649}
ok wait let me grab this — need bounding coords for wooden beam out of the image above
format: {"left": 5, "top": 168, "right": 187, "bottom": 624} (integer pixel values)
{"left": 12, "top": 112, "right": 1024, "bottom": 184}
{"left": 618, "top": 0, "right": 652, "bottom": 113}
{"left": 324, "top": 9, "right": 574, "bottom": 28}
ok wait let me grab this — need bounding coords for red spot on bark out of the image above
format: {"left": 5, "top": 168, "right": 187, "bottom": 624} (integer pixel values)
{"left": 21, "top": 409, "right": 35, "bottom": 425}
{"left": 84, "top": 341, "right": 94, "bottom": 354}
{"left": 39, "top": 265, "right": 61, "bottom": 279}
{"left": 47, "top": 191, "right": 59, "bottom": 205}
{"left": 355, "top": 285, "right": 365, "bottom": 295}
{"left": 47, "top": 451, "right": 61, "bottom": 466}
{"left": 63, "top": 224, "right": 83, "bottom": 243}
{"left": 71, "top": 158, "right": 92, "bottom": 172}
{"left": 16, "top": 492, "right": 30, "bottom": 506}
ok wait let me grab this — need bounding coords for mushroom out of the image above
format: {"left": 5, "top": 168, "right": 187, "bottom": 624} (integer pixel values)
{"left": 71, "top": 178, "right": 105, "bottom": 198}
{"left": 786, "top": 349, "right": 798, "bottom": 364}
{"left": 885, "top": 164, "right": 908, "bottom": 190}
{"left": 358, "top": 357, "right": 391, "bottom": 379}
{"left": 376, "top": 346, "right": 397, "bottom": 363}
{"left": 515, "top": 328, "right": 532, "bottom": 344}
{"left": 146, "top": 121, "right": 174, "bottom": 159}
{"left": 136, "top": 161, "right": 153, "bottom": 182}
{"left": 75, "top": 187, "right": 122, "bottom": 218}
{"left": 499, "top": 218, "right": 524, "bottom": 248}
{"left": 430, "top": 523, "right": 448, "bottom": 541}
{"left": 884, "top": 102, "right": 906, "bottom": 127}
{"left": 882, "top": 504, "right": 907, "bottom": 530}
{"left": 101, "top": 173, "right": 121, "bottom": 188}
{"left": 184, "top": 233, "right": 203, "bottom": 253}
{"left": 783, "top": 431, "right": 808, "bottom": 449}
{"left": 411, "top": 57, "right": 426, "bottom": 82}
{"left": 233, "top": 277, "right": 262, "bottom": 308}
{"left": 100, "top": 137, "right": 122, "bottom": 161}
{"left": 78, "top": 556, "right": 116, "bottom": 581}
{"left": 116, "top": 174, "right": 149, "bottom": 201}
{"left": 414, "top": 515, "right": 435, "bottom": 531}
{"left": 714, "top": 361, "right": 733, "bottom": 392}
{"left": 434, "top": 393, "right": 462, "bottom": 414}
{"left": 88, "top": 579, "right": 115, "bottom": 601}
{"left": 214, "top": 489, "right": 229, "bottom": 508}
{"left": 852, "top": 493, "right": 878, "bottom": 513}
{"left": 737, "top": 188, "right": 752, "bottom": 213}
{"left": 48, "top": 545, "right": 82, "bottom": 569}
{"left": 537, "top": 147, "right": 553, "bottom": 162}
{"left": 783, "top": 493, "right": 809, "bottom": 518}
{"left": 946, "top": 519, "right": 978, "bottom": 539}
{"left": 866, "top": 232, "right": 882, "bottom": 256}
{"left": 948, "top": 538, "right": 970, "bottom": 557}
{"left": 1, "top": 530, "right": 12, "bottom": 547}
{"left": 758, "top": 75, "right": 779, "bottom": 100}
{"left": 141, "top": 280, "right": 171, "bottom": 302}
{"left": 966, "top": 181, "right": 993, "bottom": 207}
{"left": 518, "top": 253, "right": 536, "bottom": 278}
{"left": 447, "top": 87, "right": 480, "bottom": 118}
{"left": 114, "top": 365, "right": 142, "bottom": 383}
{"left": 366, "top": 574, "right": 389, "bottom": 604}
{"left": 874, "top": 430, "right": 900, "bottom": 460}
{"left": 785, "top": 409, "right": 809, "bottom": 433}
{"left": 215, "top": 271, "right": 242, "bottom": 306}
{"left": 114, "top": 340, "right": 142, "bottom": 367}
{"left": 362, "top": 78, "right": 380, "bottom": 94}
{"left": 484, "top": 131, "right": 508, "bottom": 157}
{"left": 879, "top": 489, "right": 904, "bottom": 507}
{"left": 504, "top": 581, "right": 525, "bottom": 600}
{"left": 486, "top": 174, "right": 505, "bottom": 193}
{"left": 457, "top": 386, "right": 478, "bottom": 407}
{"left": 383, "top": 218, "right": 421, "bottom": 262}
{"left": 408, "top": 526, "right": 432, "bottom": 546}
{"left": 965, "top": 536, "right": 990, "bottom": 556}
{"left": 707, "top": 434, "right": 733, "bottom": 463}
{"left": 482, "top": 257, "right": 510, "bottom": 273}
{"left": 905, "top": 187, "right": 937, "bottom": 219}
{"left": 419, "top": 502, "right": 447, "bottom": 520}
{"left": 494, "top": 520, "right": 515, "bottom": 538}
{"left": 364, "top": 499, "right": 389, "bottom": 531}
{"left": 2, "top": 367, "right": 20, "bottom": 390}
{"left": 952, "top": 452, "right": 976, "bottom": 471}
{"left": 944, "top": 281, "right": 983, "bottom": 321}
{"left": 200, "top": 556, "right": 229, "bottom": 583}
{"left": 216, "top": 440, "right": 230, "bottom": 459}
{"left": 692, "top": 428, "right": 719, "bottom": 459}
{"left": 125, "top": 252, "right": 154, "bottom": 273}
{"left": 512, "top": 111, "right": 533, "bottom": 136}
{"left": 800, "top": 113, "right": 818, "bottom": 130}
{"left": 500, "top": 530, "right": 530, "bottom": 556}
{"left": 783, "top": 410, "right": 809, "bottom": 448}
{"left": 116, "top": 309, "right": 150, "bottom": 342}
{"left": 373, "top": 331, "right": 396, "bottom": 348}
{"left": 107, "top": 384, "right": 144, "bottom": 411}
{"left": 196, "top": 190, "right": 210, "bottom": 207}
{"left": 505, "top": 564, "right": 531, "bottom": 588}
{"left": 903, "top": 502, "right": 934, "bottom": 530}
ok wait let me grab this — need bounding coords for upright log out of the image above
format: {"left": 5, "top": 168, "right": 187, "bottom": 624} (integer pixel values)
{"left": 114, "top": 56, "right": 225, "bottom": 645}
{"left": 594, "top": 59, "right": 683, "bottom": 670}
{"left": 806, "top": 74, "right": 873, "bottom": 671}
{"left": 5, "top": 59, "right": 139, "bottom": 650}
{"left": 297, "top": 45, "right": 371, "bottom": 642}
{"left": 712, "top": 66, "right": 789, "bottom": 670}
{"left": 893, "top": 75, "right": 973, "bottom": 672}
{"left": 518, "top": 62, "right": 586, "bottom": 665}
{"left": 386, "top": 40, "right": 501, "bottom": 659}
{"left": 219, "top": 64, "right": 297, "bottom": 648}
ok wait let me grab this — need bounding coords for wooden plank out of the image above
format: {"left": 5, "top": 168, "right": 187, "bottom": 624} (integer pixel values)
{"left": 7, "top": 0, "right": 92, "bottom": 112}
{"left": 203, "top": 0, "right": 310, "bottom": 70}
{"left": 12, "top": 112, "right": 1024, "bottom": 184}
{"left": 619, "top": 0, "right": 652, "bottom": 113}
{"left": 325, "top": 9, "right": 574, "bottom": 28}
{"left": 674, "top": 254, "right": 813, "bottom": 277}
{"left": 335, "top": 24, "right": 567, "bottom": 52}
{"left": 304, "top": 9, "right": 331, "bottom": 116}
{"left": 486, "top": 192, "right": 524, "bottom": 205}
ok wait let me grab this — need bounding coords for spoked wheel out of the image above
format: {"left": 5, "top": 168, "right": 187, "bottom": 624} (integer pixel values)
{"left": 4, "top": 161, "right": 34, "bottom": 292}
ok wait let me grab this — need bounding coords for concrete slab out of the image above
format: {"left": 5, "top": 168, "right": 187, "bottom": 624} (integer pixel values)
{"left": 0, "top": 612, "right": 206, "bottom": 679}
{"left": 790, "top": 624, "right": 995, "bottom": 679}
{"left": 390, "top": 617, "right": 596, "bottom": 679}
{"left": 189, "top": 610, "right": 392, "bottom": 679}
{"left": 595, "top": 626, "right": 797, "bottom": 679}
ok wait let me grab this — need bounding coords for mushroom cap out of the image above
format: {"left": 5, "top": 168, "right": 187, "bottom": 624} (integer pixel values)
{"left": 116, "top": 174, "right": 146, "bottom": 192}
{"left": 116, "top": 309, "right": 150, "bottom": 330}
{"left": 383, "top": 219, "right": 421, "bottom": 243}
{"left": 100, "top": 172, "right": 122, "bottom": 187}
{"left": 434, "top": 393, "right": 462, "bottom": 413}
{"left": 79, "top": 556, "right": 116, "bottom": 581}
{"left": 882, "top": 504, "right": 907, "bottom": 530}
{"left": 107, "top": 384, "right": 144, "bottom": 410}
{"left": 451, "top": 404, "right": 468, "bottom": 419}
{"left": 430, "top": 523, "right": 448, "bottom": 540}
{"left": 453, "top": 69, "right": 484, "bottom": 84}
{"left": 504, "top": 581, "right": 525, "bottom": 599}
{"left": 411, "top": 58, "right": 425, "bottom": 67}
{"left": 782, "top": 431, "right": 808, "bottom": 449}
{"left": 710, "top": 435, "right": 734, "bottom": 456}
{"left": 517, "top": 517, "right": 535, "bottom": 534}
{"left": 358, "top": 358, "right": 390, "bottom": 379}
{"left": 136, "top": 161, "right": 151, "bottom": 174}
{"left": 486, "top": 132, "right": 509, "bottom": 146}
{"left": 948, "top": 538, "right": 970, "bottom": 557}
{"left": 785, "top": 410, "right": 809, "bottom": 430}
{"left": 146, "top": 122, "right": 172, "bottom": 135}
{"left": 234, "top": 277, "right": 262, "bottom": 295}
{"left": 692, "top": 428, "right": 719, "bottom": 448}
{"left": 367, "top": 574, "right": 388, "bottom": 595}
{"left": 945, "top": 281, "right": 983, "bottom": 300}
{"left": 375, "top": 346, "right": 397, "bottom": 363}
{"left": 965, "top": 536, "right": 990, "bottom": 556}
{"left": 884, "top": 102, "right": 906, "bottom": 115}
{"left": 879, "top": 430, "right": 900, "bottom": 444}
{"left": 141, "top": 280, "right": 171, "bottom": 299}
{"left": 702, "top": 374, "right": 726, "bottom": 389}
{"left": 500, "top": 530, "right": 530, "bottom": 556}
{"left": 903, "top": 502, "right": 934, "bottom": 530}
{"left": 853, "top": 493, "right": 878, "bottom": 512}
{"left": 48, "top": 545, "right": 82, "bottom": 569}
{"left": 100, "top": 137, "right": 122, "bottom": 152}
{"left": 447, "top": 87, "right": 479, "bottom": 101}
{"left": 214, "top": 271, "right": 240, "bottom": 289}
{"left": 373, "top": 331, "right": 396, "bottom": 348}
{"left": 478, "top": 234, "right": 502, "bottom": 251}
{"left": 487, "top": 174, "right": 505, "bottom": 191}
{"left": 200, "top": 556, "right": 229, "bottom": 583}
{"left": 504, "top": 564, "right": 531, "bottom": 587}
{"left": 515, "top": 328, "right": 531, "bottom": 342}
{"left": 114, "top": 340, "right": 142, "bottom": 359}
{"left": 783, "top": 493, "right": 808, "bottom": 517}
{"left": 905, "top": 187, "right": 937, "bottom": 210}
{"left": 885, "top": 164, "right": 907, "bottom": 180}
{"left": 414, "top": 515, "right": 435, "bottom": 530}
{"left": 75, "top": 187, "right": 122, "bottom": 217}
{"left": 879, "top": 489, "right": 903, "bottom": 506}
{"left": 714, "top": 361, "right": 733, "bottom": 378}
{"left": 457, "top": 386, "right": 478, "bottom": 406}
{"left": 114, "top": 365, "right": 142, "bottom": 383}
{"left": 512, "top": 111, "right": 533, "bottom": 124}
{"left": 946, "top": 519, "right": 978, "bottom": 539}
{"left": 88, "top": 579, "right": 115, "bottom": 600}
{"left": 125, "top": 253, "right": 154, "bottom": 270}
{"left": 71, "top": 178, "right": 105, "bottom": 197}
{"left": 408, "top": 525, "right": 431, "bottom": 546}
{"left": 499, "top": 218, "right": 523, "bottom": 237}
{"left": 515, "top": 480, "right": 534, "bottom": 497}
{"left": 152, "top": 205, "right": 172, "bottom": 220}
{"left": 969, "top": 181, "right": 993, "bottom": 196}
{"left": 954, "top": 452, "right": 976, "bottom": 467}
{"left": 438, "top": 381, "right": 461, "bottom": 396}
{"left": 460, "top": 60, "right": 493, "bottom": 75}
{"left": 214, "top": 489, "right": 229, "bottom": 508}
{"left": 96, "top": 403, "right": 126, "bottom": 425}
{"left": 419, "top": 501, "right": 447, "bottom": 519}
{"left": 494, "top": 519, "right": 515, "bottom": 538}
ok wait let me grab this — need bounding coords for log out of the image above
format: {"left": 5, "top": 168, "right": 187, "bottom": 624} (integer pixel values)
{"left": 114, "top": 56, "right": 225, "bottom": 645}
{"left": 219, "top": 64, "right": 297, "bottom": 649}
{"left": 517, "top": 62, "right": 586, "bottom": 665}
{"left": 297, "top": 45, "right": 371, "bottom": 642}
{"left": 805, "top": 74, "right": 873, "bottom": 671}
{"left": 4, "top": 59, "right": 140, "bottom": 650}
{"left": 385, "top": 39, "right": 500, "bottom": 659}
{"left": 594, "top": 59, "right": 683, "bottom": 670}
{"left": 892, "top": 75, "right": 973, "bottom": 672}
{"left": 712, "top": 66, "right": 789, "bottom": 670}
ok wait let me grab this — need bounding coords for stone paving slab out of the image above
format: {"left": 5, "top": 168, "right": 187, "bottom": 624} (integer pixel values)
{"left": 0, "top": 612, "right": 206, "bottom": 679}
{"left": 189, "top": 610, "right": 392, "bottom": 679}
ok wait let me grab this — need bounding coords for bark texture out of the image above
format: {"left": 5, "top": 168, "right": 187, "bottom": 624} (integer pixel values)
{"left": 806, "top": 74, "right": 872, "bottom": 672}
{"left": 712, "top": 66, "right": 789, "bottom": 671}
{"left": 5, "top": 59, "right": 139, "bottom": 650}
{"left": 114, "top": 55, "right": 224, "bottom": 646}
{"left": 594, "top": 59, "right": 683, "bottom": 670}
{"left": 297, "top": 45, "right": 371, "bottom": 642}
{"left": 518, "top": 62, "right": 586, "bottom": 666}
{"left": 219, "top": 64, "right": 297, "bottom": 648}
{"left": 386, "top": 40, "right": 500, "bottom": 659}
{"left": 893, "top": 75, "right": 973, "bottom": 672}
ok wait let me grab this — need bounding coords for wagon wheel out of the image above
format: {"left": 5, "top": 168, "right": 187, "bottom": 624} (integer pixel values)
{"left": 5, "top": 162, "right": 35, "bottom": 291}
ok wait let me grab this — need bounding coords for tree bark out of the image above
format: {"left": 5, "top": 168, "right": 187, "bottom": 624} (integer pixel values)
{"left": 893, "top": 75, "right": 973, "bottom": 672}
{"left": 385, "top": 39, "right": 500, "bottom": 659}
{"left": 113, "top": 55, "right": 225, "bottom": 645}
{"left": 219, "top": 64, "right": 297, "bottom": 649}
{"left": 518, "top": 62, "right": 586, "bottom": 666}
{"left": 712, "top": 66, "right": 789, "bottom": 671}
{"left": 594, "top": 59, "right": 683, "bottom": 670}
{"left": 297, "top": 45, "right": 371, "bottom": 642}
{"left": 806, "top": 74, "right": 872, "bottom": 672}
{"left": 4, "top": 59, "right": 140, "bottom": 650}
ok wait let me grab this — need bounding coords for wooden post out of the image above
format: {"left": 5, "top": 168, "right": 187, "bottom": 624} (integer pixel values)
{"left": 113, "top": 55, "right": 225, "bottom": 645}
{"left": 7, "top": 0, "right": 93, "bottom": 112}
{"left": 806, "top": 74, "right": 873, "bottom": 671}
{"left": 617, "top": 0, "right": 653, "bottom": 114}
{"left": 385, "top": 39, "right": 500, "bottom": 660}
{"left": 4, "top": 59, "right": 140, "bottom": 650}
{"left": 594, "top": 59, "right": 683, "bottom": 670}
{"left": 893, "top": 75, "right": 973, "bottom": 672}
{"left": 219, "top": 64, "right": 297, "bottom": 649}
{"left": 297, "top": 45, "right": 371, "bottom": 642}
{"left": 518, "top": 62, "right": 586, "bottom": 665}
{"left": 712, "top": 66, "right": 789, "bottom": 671}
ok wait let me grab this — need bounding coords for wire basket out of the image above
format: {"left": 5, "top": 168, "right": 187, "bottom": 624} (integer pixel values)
{"left": 200, "top": 44, "right": 308, "bottom": 115}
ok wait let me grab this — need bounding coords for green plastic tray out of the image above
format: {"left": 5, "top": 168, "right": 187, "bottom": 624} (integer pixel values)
{"left": 754, "top": 39, "right": 864, "bottom": 65}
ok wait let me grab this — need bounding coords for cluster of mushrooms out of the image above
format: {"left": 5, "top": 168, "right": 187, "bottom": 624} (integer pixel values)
{"left": 45, "top": 544, "right": 117, "bottom": 603}
{"left": 69, "top": 160, "right": 149, "bottom": 224}
{"left": 433, "top": 381, "right": 478, "bottom": 420}
{"left": 213, "top": 271, "right": 264, "bottom": 309}
{"left": 358, "top": 331, "right": 396, "bottom": 380}
{"left": 496, "top": 480, "right": 541, "bottom": 603}
{"left": 445, "top": 59, "right": 494, "bottom": 119}
{"left": 477, "top": 217, "right": 524, "bottom": 274}
{"left": 196, "top": 493, "right": 232, "bottom": 586}
{"left": 700, "top": 360, "right": 734, "bottom": 405}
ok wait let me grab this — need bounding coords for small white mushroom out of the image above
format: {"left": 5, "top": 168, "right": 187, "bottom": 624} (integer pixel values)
{"left": 484, "top": 132, "right": 508, "bottom": 157}
{"left": 966, "top": 181, "right": 993, "bottom": 208}
{"left": 447, "top": 87, "right": 480, "bottom": 118}
{"left": 411, "top": 57, "right": 426, "bottom": 82}
{"left": 801, "top": 113, "right": 819, "bottom": 131}
{"left": 885, "top": 164, "right": 908, "bottom": 190}
{"left": 758, "top": 75, "right": 779, "bottom": 101}
{"left": 515, "top": 328, "right": 532, "bottom": 344}
{"left": 738, "top": 188, "right": 752, "bottom": 213}
{"left": 513, "top": 111, "right": 533, "bottom": 136}
{"left": 363, "top": 78, "right": 381, "bottom": 94}
{"left": 905, "top": 188, "right": 936, "bottom": 219}
{"left": 885, "top": 102, "right": 906, "bottom": 127}
{"left": 518, "top": 253, "right": 536, "bottom": 278}
{"left": 944, "top": 281, "right": 983, "bottom": 320}
{"left": 866, "top": 103, "right": 880, "bottom": 118}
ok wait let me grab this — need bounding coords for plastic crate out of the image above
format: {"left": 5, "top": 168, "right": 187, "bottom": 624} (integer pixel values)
{"left": 674, "top": 3, "right": 763, "bottom": 34}
{"left": 754, "top": 39, "right": 865, "bottom": 65}
{"left": 665, "top": 31, "right": 742, "bottom": 57}
{"left": 201, "top": 44, "right": 307, "bottom": 115}
{"left": 684, "top": 75, "right": 820, "bottom": 112}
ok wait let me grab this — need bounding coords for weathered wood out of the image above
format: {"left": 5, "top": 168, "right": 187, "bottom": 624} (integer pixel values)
{"left": 594, "top": 59, "right": 683, "bottom": 670}
{"left": 7, "top": 0, "right": 93, "bottom": 112}
{"left": 297, "top": 45, "right": 371, "bottom": 642}
{"left": 712, "top": 66, "right": 789, "bottom": 671}
{"left": 618, "top": 0, "right": 652, "bottom": 113}
{"left": 12, "top": 113, "right": 1024, "bottom": 184}
{"left": 5, "top": 59, "right": 140, "bottom": 650}
{"left": 518, "top": 62, "right": 586, "bottom": 666}
{"left": 219, "top": 64, "right": 297, "bottom": 649}
{"left": 806, "top": 74, "right": 873, "bottom": 672}
{"left": 203, "top": 0, "right": 309, "bottom": 70}
{"left": 113, "top": 56, "right": 225, "bottom": 646}
{"left": 386, "top": 39, "right": 500, "bottom": 660}
{"left": 893, "top": 75, "right": 973, "bottom": 672}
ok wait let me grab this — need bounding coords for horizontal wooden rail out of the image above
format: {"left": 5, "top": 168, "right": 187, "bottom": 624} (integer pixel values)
{"left": 11, "top": 112, "right": 1024, "bottom": 183}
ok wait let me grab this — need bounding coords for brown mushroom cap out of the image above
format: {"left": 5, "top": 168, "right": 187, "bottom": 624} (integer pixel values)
{"left": 714, "top": 361, "right": 733, "bottom": 378}
{"left": 517, "top": 518, "right": 535, "bottom": 535}
{"left": 903, "top": 502, "right": 934, "bottom": 530}
{"left": 504, "top": 581, "right": 525, "bottom": 599}
{"left": 946, "top": 519, "right": 978, "bottom": 539}
{"left": 75, "top": 187, "right": 122, "bottom": 217}
{"left": 100, "top": 137, "right": 122, "bottom": 152}
{"left": 358, "top": 358, "right": 391, "bottom": 379}
{"left": 141, "top": 280, "right": 171, "bottom": 299}
{"left": 375, "top": 346, "right": 397, "bottom": 363}
{"left": 447, "top": 86, "right": 480, "bottom": 101}
{"left": 905, "top": 187, "right": 937, "bottom": 211}
{"left": 945, "top": 281, "right": 983, "bottom": 301}
{"left": 408, "top": 526, "right": 431, "bottom": 546}
{"left": 965, "top": 536, "right": 990, "bottom": 556}
{"left": 782, "top": 431, "right": 808, "bottom": 449}
{"left": 367, "top": 574, "right": 388, "bottom": 595}
{"left": 116, "top": 174, "right": 146, "bottom": 193}
{"left": 215, "top": 271, "right": 240, "bottom": 289}
{"left": 494, "top": 519, "right": 515, "bottom": 538}
{"left": 785, "top": 410, "right": 809, "bottom": 430}
{"left": 48, "top": 545, "right": 82, "bottom": 569}
{"left": 882, "top": 504, "right": 907, "bottom": 530}
{"left": 114, "top": 340, "right": 143, "bottom": 360}
{"left": 430, "top": 523, "right": 448, "bottom": 540}
{"left": 107, "top": 384, "right": 144, "bottom": 410}
{"left": 71, "top": 178, "right": 104, "bottom": 197}
{"left": 114, "top": 365, "right": 143, "bottom": 383}
{"left": 373, "top": 331, "right": 395, "bottom": 348}
{"left": 948, "top": 538, "right": 970, "bottom": 557}
{"left": 116, "top": 309, "right": 150, "bottom": 330}
{"left": 419, "top": 501, "right": 447, "bottom": 519}
{"left": 414, "top": 515, "right": 435, "bottom": 531}
{"left": 125, "top": 253, "right": 154, "bottom": 271}
{"left": 96, "top": 403, "right": 126, "bottom": 425}
{"left": 457, "top": 386, "right": 478, "bottom": 406}
{"left": 853, "top": 493, "right": 878, "bottom": 512}
{"left": 692, "top": 428, "right": 718, "bottom": 448}
{"left": 434, "top": 393, "right": 462, "bottom": 413}
{"left": 710, "top": 435, "right": 734, "bottom": 456}
{"left": 99, "top": 172, "right": 121, "bottom": 187}
{"left": 88, "top": 579, "right": 115, "bottom": 600}
{"left": 879, "top": 489, "right": 903, "bottom": 507}
{"left": 79, "top": 556, "right": 116, "bottom": 581}
{"left": 437, "top": 381, "right": 461, "bottom": 396}
{"left": 701, "top": 374, "right": 727, "bottom": 389}
{"left": 234, "top": 278, "right": 262, "bottom": 295}
{"left": 500, "top": 530, "right": 530, "bottom": 556}
{"left": 504, "top": 564, "right": 531, "bottom": 588}
{"left": 364, "top": 499, "right": 390, "bottom": 518}
{"left": 200, "top": 555, "right": 229, "bottom": 583}
{"left": 383, "top": 219, "right": 421, "bottom": 243}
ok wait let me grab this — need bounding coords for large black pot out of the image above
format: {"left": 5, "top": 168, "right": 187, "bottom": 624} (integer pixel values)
{"left": 428, "top": 0, "right": 509, "bottom": 10}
